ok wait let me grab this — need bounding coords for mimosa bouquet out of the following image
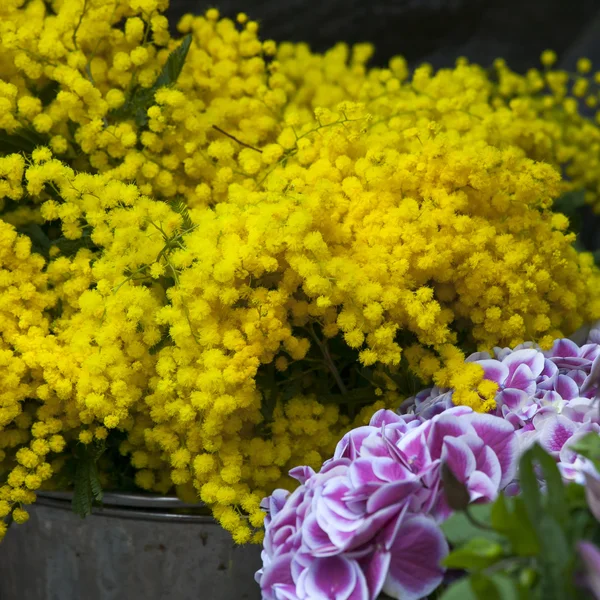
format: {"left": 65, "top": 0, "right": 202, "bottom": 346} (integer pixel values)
{"left": 0, "top": 2, "right": 600, "bottom": 574}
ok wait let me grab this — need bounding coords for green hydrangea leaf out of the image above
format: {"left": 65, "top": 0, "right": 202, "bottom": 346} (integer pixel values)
{"left": 439, "top": 578, "right": 477, "bottom": 600}
{"left": 443, "top": 537, "right": 504, "bottom": 570}
{"left": 442, "top": 504, "right": 501, "bottom": 545}
{"left": 471, "top": 573, "right": 520, "bottom": 600}
{"left": 518, "top": 445, "right": 572, "bottom": 600}
{"left": 490, "top": 494, "right": 539, "bottom": 556}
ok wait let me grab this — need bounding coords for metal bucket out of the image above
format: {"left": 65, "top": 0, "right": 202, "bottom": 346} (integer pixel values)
{"left": 0, "top": 491, "right": 262, "bottom": 600}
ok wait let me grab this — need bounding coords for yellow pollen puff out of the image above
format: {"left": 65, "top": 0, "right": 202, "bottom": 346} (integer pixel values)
{"left": 577, "top": 57, "right": 592, "bottom": 74}
{"left": 12, "top": 508, "right": 29, "bottom": 524}
{"left": 540, "top": 50, "right": 557, "bottom": 67}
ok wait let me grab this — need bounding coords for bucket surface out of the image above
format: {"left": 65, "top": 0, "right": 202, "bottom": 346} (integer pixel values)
{"left": 0, "top": 493, "right": 262, "bottom": 600}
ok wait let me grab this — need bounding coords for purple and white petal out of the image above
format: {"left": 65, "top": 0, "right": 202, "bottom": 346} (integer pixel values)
{"left": 360, "top": 551, "right": 391, "bottom": 600}
{"left": 578, "top": 542, "right": 600, "bottom": 600}
{"left": 467, "top": 412, "right": 519, "bottom": 487}
{"left": 366, "top": 480, "right": 421, "bottom": 514}
{"left": 504, "top": 363, "right": 536, "bottom": 395}
{"left": 370, "top": 410, "right": 406, "bottom": 428}
{"left": 300, "top": 556, "right": 369, "bottom": 600}
{"left": 585, "top": 472, "right": 600, "bottom": 523}
{"left": 475, "top": 359, "right": 509, "bottom": 386}
{"left": 334, "top": 427, "right": 378, "bottom": 460}
{"left": 538, "top": 415, "right": 578, "bottom": 456}
{"left": 426, "top": 409, "right": 473, "bottom": 460}
{"left": 503, "top": 348, "right": 545, "bottom": 379}
{"left": 554, "top": 374, "right": 580, "bottom": 400}
{"left": 547, "top": 338, "right": 581, "bottom": 359}
{"left": 289, "top": 466, "right": 316, "bottom": 485}
{"left": 383, "top": 515, "right": 448, "bottom": 600}
{"left": 466, "top": 470, "right": 499, "bottom": 503}
{"left": 260, "top": 553, "right": 296, "bottom": 600}
{"left": 440, "top": 436, "right": 476, "bottom": 482}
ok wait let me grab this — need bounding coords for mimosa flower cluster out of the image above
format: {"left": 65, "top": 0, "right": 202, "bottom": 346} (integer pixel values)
{"left": 0, "top": 0, "right": 599, "bottom": 541}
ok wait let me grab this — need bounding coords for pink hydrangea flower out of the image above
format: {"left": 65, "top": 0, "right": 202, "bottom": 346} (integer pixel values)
{"left": 259, "top": 334, "right": 600, "bottom": 599}
{"left": 257, "top": 407, "right": 517, "bottom": 599}
{"left": 407, "top": 336, "right": 600, "bottom": 484}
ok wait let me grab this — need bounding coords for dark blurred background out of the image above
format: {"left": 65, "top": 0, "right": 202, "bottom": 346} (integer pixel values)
{"left": 165, "top": 0, "right": 600, "bottom": 252}
{"left": 166, "top": 0, "right": 600, "bottom": 71}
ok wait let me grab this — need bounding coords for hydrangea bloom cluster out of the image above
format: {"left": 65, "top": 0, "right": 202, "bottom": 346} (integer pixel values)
{"left": 0, "top": 0, "right": 600, "bottom": 542}
{"left": 410, "top": 335, "right": 600, "bottom": 484}
{"left": 258, "top": 333, "right": 600, "bottom": 598}
{"left": 257, "top": 406, "right": 517, "bottom": 599}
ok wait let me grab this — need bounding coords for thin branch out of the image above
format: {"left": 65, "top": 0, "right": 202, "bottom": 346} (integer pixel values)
{"left": 212, "top": 125, "right": 263, "bottom": 153}
{"left": 71, "top": 0, "right": 89, "bottom": 51}
{"left": 307, "top": 324, "right": 348, "bottom": 396}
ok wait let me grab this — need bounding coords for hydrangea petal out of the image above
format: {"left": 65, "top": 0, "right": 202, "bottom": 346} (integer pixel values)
{"left": 426, "top": 411, "right": 472, "bottom": 459}
{"left": 540, "top": 390, "right": 564, "bottom": 405}
{"left": 538, "top": 415, "right": 578, "bottom": 455}
{"left": 302, "top": 556, "right": 368, "bottom": 600}
{"left": 303, "top": 512, "right": 340, "bottom": 556}
{"left": 504, "top": 363, "right": 535, "bottom": 394}
{"left": 366, "top": 479, "right": 420, "bottom": 514}
{"left": 582, "top": 354, "right": 600, "bottom": 395}
{"left": 503, "top": 348, "right": 545, "bottom": 379}
{"left": 370, "top": 409, "right": 406, "bottom": 428}
{"left": 372, "top": 456, "right": 413, "bottom": 482}
{"left": 467, "top": 412, "right": 518, "bottom": 487}
{"left": 580, "top": 344, "right": 600, "bottom": 362}
{"left": 348, "top": 504, "right": 408, "bottom": 552}
{"left": 260, "top": 553, "right": 295, "bottom": 600}
{"left": 440, "top": 436, "right": 476, "bottom": 481}
{"left": 467, "top": 470, "right": 498, "bottom": 502}
{"left": 539, "top": 358, "right": 558, "bottom": 379}
{"left": 349, "top": 458, "right": 382, "bottom": 488}
{"left": 548, "top": 338, "right": 580, "bottom": 358}
{"left": 383, "top": 515, "right": 448, "bottom": 600}
{"left": 498, "top": 388, "right": 530, "bottom": 410}
{"left": 264, "top": 488, "right": 292, "bottom": 519}
{"left": 289, "top": 466, "right": 316, "bottom": 485}
{"left": 555, "top": 374, "right": 580, "bottom": 400}
{"left": 334, "top": 427, "right": 378, "bottom": 460}
{"left": 578, "top": 542, "right": 600, "bottom": 600}
{"left": 472, "top": 443, "right": 502, "bottom": 489}
{"left": 360, "top": 551, "right": 390, "bottom": 600}
{"left": 396, "top": 428, "right": 433, "bottom": 475}
{"left": 475, "top": 359, "right": 509, "bottom": 385}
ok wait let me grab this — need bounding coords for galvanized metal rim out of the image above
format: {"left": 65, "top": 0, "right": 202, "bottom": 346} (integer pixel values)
{"left": 36, "top": 491, "right": 216, "bottom": 524}
{"left": 38, "top": 490, "right": 203, "bottom": 509}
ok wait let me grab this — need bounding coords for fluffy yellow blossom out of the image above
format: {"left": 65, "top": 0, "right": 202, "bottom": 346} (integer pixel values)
{"left": 0, "top": 0, "right": 598, "bottom": 544}
{"left": 12, "top": 507, "right": 29, "bottom": 524}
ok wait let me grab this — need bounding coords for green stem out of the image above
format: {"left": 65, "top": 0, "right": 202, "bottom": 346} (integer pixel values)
{"left": 465, "top": 506, "right": 495, "bottom": 531}
{"left": 307, "top": 324, "right": 348, "bottom": 396}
